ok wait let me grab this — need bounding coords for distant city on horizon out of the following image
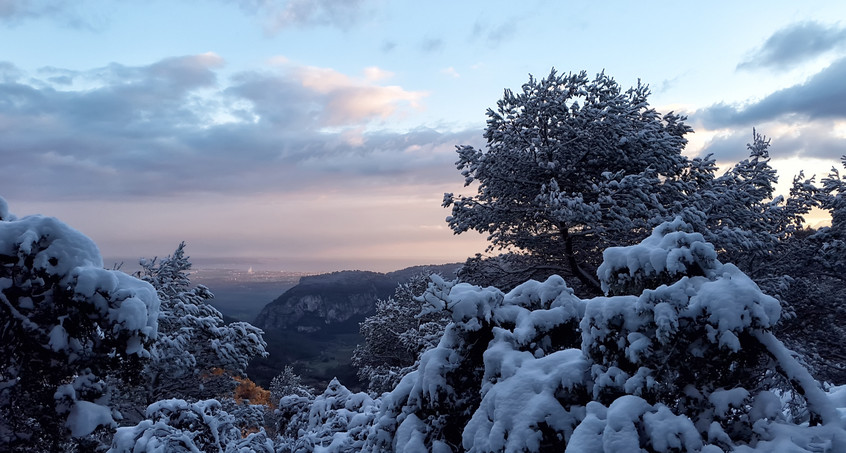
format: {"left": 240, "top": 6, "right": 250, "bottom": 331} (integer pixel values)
{"left": 105, "top": 254, "right": 460, "bottom": 277}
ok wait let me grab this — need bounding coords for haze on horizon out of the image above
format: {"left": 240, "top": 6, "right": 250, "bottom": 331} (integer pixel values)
{"left": 3, "top": 0, "right": 846, "bottom": 272}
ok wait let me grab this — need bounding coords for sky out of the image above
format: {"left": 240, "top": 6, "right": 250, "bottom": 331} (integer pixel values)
{"left": 2, "top": 0, "right": 846, "bottom": 272}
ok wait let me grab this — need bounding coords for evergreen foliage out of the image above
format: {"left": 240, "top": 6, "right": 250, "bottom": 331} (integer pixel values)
{"left": 0, "top": 210, "right": 159, "bottom": 451}
{"left": 352, "top": 272, "right": 450, "bottom": 394}
{"left": 444, "top": 69, "right": 694, "bottom": 294}
{"left": 135, "top": 242, "right": 268, "bottom": 402}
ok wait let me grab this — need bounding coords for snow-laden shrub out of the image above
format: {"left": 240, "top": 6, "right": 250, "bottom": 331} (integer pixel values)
{"left": 366, "top": 275, "right": 588, "bottom": 451}
{"left": 109, "top": 398, "right": 275, "bottom": 452}
{"left": 367, "top": 219, "right": 845, "bottom": 452}
{"left": 278, "top": 378, "right": 379, "bottom": 453}
{"left": 0, "top": 199, "right": 159, "bottom": 451}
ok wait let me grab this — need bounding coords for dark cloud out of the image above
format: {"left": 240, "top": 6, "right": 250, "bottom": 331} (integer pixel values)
{"left": 696, "top": 56, "right": 846, "bottom": 129}
{"left": 696, "top": 131, "right": 753, "bottom": 164}
{"left": 381, "top": 40, "right": 397, "bottom": 53}
{"left": 763, "top": 123, "right": 846, "bottom": 161}
{"left": 419, "top": 37, "right": 445, "bottom": 53}
{"left": 471, "top": 18, "right": 519, "bottom": 48}
{"left": 0, "top": 62, "right": 23, "bottom": 83}
{"left": 0, "top": 0, "right": 64, "bottom": 21}
{"left": 0, "top": 56, "right": 482, "bottom": 203}
{"left": 738, "top": 21, "right": 846, "bottom": 71}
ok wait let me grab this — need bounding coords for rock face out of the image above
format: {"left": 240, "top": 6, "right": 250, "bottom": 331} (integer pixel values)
{"left": 247, "top": 264, "right": 462, "bottom": 389}
{"left": 253, "top": 264, "right": 463, "bottom": 334}
{"left": 254, "top": 271, "right": 396, "bottom": 334}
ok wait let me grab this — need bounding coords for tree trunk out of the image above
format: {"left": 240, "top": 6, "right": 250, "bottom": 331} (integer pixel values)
{"left": 559, "top": 223, "right": 603, "bottom": 296}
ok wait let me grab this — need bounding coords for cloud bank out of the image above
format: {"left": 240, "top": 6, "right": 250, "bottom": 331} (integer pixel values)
{"left": 693, "top": 22, "right": 846, "bottom": 165}
{"left": 701, "top": 57, "right": 846, "bottom": 129}
{"left": 0, "top": 55, "right": 481, "bottom": 202}
{"left": 738, "top": 21, "right": 846, "bottom": 70}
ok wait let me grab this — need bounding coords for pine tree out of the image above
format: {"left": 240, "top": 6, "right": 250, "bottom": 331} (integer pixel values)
{"left": 135, "top": 242, "right": 268, "bottom": 403}
{"left": 352, "top": 272, "right": 450, "bottom": 394}
{"left": 444, "top": 69, "right": 695, "bottom": 295}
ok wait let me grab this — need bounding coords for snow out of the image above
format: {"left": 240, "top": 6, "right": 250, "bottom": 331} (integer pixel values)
{"left": 0, "top": 195, "right": 14, "bottom": 220}
{"left": 0, "top": 205, "right": 166, "bottom": 450}
{"left": 602, "top": 396, "right": 652, "bottom": 452}
{"left": 641, "top": 405, "right": 701, "bottom": 452}
{"left": 0, "top": 214, "right": 103, "bottom": 272}
{"left": 395, "top": 414, "right": 429, "bottom": 453}
{"left": 109, "top": 398, "right": 249, "bottom": 452}
{"left": 379, "top": 219, "right": 846, "bottom": 452}
{"left": 750, "top": 391, "right": 783, "bottom": 421}
{"left": 464, "top": 348, "right": 587, "bottom": 452}
{"left": 66, "top": 400, "right": 115, "bottom": 437}
{"left": 442, "top": 282, "right": 501, "bottom": 329}
{"left": 687, "top": 263, "right": 781, "bottom": 332}
{"left": 709, "top": 388, "right": 750, "bottom": 418}
{"left": 597, "top": 217, "right": 717, "bottom": 294}
{"left": 0, "top": 213, "right": 160, "bottom": 355}
{"left": 49, "top": 323, "right": 69, "bottom": 352}
{"left": 753, "top": 330, "right": 840, "bottom": 425}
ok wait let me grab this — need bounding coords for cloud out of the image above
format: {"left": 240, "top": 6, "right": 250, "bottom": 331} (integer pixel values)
{"left": 471, "top": 18, "right": 519, "bottom": 48}
{"left": 697, "top": 56, "right": 846, "bottom": 129}
{"left": 769, "top": 122, "right": 846, "bottom": 160}
{"left": 381, "top": 41, "right": 397, "bottom": 53}
{"left": 694, "top": 120, "right": 846, "bottom": 165}
{"left": 0, "top": 62, "right": 23, "bottom": 83}
{"left": 0, "top": 56, "right": 479, "bottom": 203}
{"left": 692, "top": 57, "right": 846, "bottom": 164}
{"left": 694, "top": 130, "right": 753, "bottom": 163}
{"left": 231, "top": 0, "right": 372, "bottom": 33}
{"left": 1, "top": 0, "right": 58, "bottom": 21}
{"left": 0, "top": 0, "right": 109, "bottom": 30}
{"left": 420, "top": 37, "right": 445, "bottom": 53}
{"left": 231, "top": 63, "right": 426, "bottom": 127}
{"left": 1, "top": 0, "right": 376, "bottom": 33}
{"left": 738, "top": 21, "right": 846, "bottom": 71}
{"left": 441, "top": 67, "right": 460, "bottom": 78}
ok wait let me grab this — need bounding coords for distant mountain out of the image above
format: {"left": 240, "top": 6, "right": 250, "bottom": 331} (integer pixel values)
{"left": 248, "top": 263, "right": 462, "bottom": 389}
{"left": 253, "top": 264, "right": 462, "bottom": 334}
{"left": 253, "top": 270, "right": 394, "bottom": 334}
{"left": 191, "top": 269, "right": 305, "bottom": 322}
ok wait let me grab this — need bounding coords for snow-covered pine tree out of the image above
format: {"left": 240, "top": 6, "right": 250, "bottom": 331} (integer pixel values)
{"left": 766, "top": 158, "right": 846, "bottom": 383}
{"left": 352, "top": 272, "right": 450, "bottom": 394}
{"left": 686, "top": 130, "right": 812, "bottom": 275}
{"left": 443, "top": 69, "right": 694, "bottom": 295}
{"left": 270, "top": 365, "right": 315, "bottom": 401}
{"left": 135, "top": 242, "right": 268, "bottom": 403}
{"left": 276, "top": 378, "right": 378, "bottom": 452}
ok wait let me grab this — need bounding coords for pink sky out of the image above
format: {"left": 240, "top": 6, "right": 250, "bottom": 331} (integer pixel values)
{"left": 3, "top": 1, "right": 846, "bottom": 272}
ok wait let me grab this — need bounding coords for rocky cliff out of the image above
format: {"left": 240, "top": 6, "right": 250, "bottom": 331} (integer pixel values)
{"left": 248, "top": 264, "right": 462, "bottom": 388}
{"left": 253, "top": 264, "right": 462, "bottom": 334}
{"left": 253, "top": 270, "right": 396, "bottom": 334}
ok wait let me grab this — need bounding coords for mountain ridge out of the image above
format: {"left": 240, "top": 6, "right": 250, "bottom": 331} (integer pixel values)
{"left": 248, "top": 263, "right": 463, "bottom": 388}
